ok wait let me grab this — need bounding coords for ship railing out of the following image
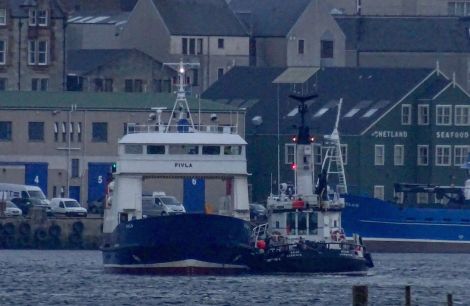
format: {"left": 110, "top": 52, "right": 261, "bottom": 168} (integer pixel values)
{"left": 127, "top": 124, "right": 238, "bottom": 135}
{"left": 267, "top": 240, "right": 364, "bottom": 255}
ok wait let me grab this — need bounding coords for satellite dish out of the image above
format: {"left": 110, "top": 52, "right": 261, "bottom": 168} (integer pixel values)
{"left": 251, "top": 115, "right": 263, "bottom": 126}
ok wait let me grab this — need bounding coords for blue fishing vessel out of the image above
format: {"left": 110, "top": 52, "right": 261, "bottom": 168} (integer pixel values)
{"left": 342, "top": 155, "right": 470, "bottom": 253}
{"left": 101, "top": 61, "right": 252, "bottom": 274}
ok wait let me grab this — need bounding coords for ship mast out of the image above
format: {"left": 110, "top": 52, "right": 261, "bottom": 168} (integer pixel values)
{"left": 163, "top": 60, "right": 200, "bottom": 131}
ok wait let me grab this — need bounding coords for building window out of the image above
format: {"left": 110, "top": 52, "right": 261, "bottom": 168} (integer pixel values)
{"left": 298, "top": 39, "right": 304, "bottom": 54}
{"left": 340, "top": 144, "right": 348, "bottom": 165}
{"left": 28, "top": 9, "right": 36, "bottom": 26}
{"left": 0, "top": 40, "right": 6, "bottom": 64}
{"left": 436, "top": 145, "right": 451, "bottom": 166}
{"left": 32, "top": 78, "right": 48, "bottom": 91}
{"left": 448, "top": 1, "right": 470, "bottom": 15}
{"left": 125, "top": 79, "right": 143, "bottom": 92}
{"left": 218, "top": 38, "right": 224, "bottom": 49}
{"left": 28, "top": 40, "right": 48, "bottom": 65}
{"left": 374, "top": 185, "right": 385, "bottom": 200}
{"left": 314, "top": 144, "right": 322, "bottom": 165}
{"left": 53, "top": 122, "right": 58, "bottom": 142}
{"left": 217, "top": 68, "right": 224, "bottom": 80}
{"left": 28, "top": 122, "right": 44, "bottom": 141}
{"left": 61, "top": 122, "right": 66, "bottom": 142}
{"left": 417, "top": 145, "right": 429, "bottom": 166}
{"left": 0, "top": 9, "right": 6, "bottom": 25}
{"left": 394, "top": 145, "right": 404, "bottom": 166}
{"left": 401, "top": 104, "right": 411, "bottom": 125}
{"left": 92, "top": 122, "right": 108, "bottom": 142}
{"left": 77, "top": 122, "right": 82, "bottom": 142}
{"left": 182, "top": 38, "right": 188, "bottom": 54}
{"left": 197, "top": 38, "right": 203, "bottom": 54}
{"left": 436, "top": 105, "right": 452, "bottom": 125}
{"left": 69, "top": 122, "right": 74, "bottom": 142}
{"left": 104, "top": 79, "right": 113, "bottom": 92}
{"left": 94, "top": 78, "right": 103, "bottom": 91}
{"left": 455, "top": 105, "right": 470, "bottom": 126}
{"left": 454, "top": 145, "right": 470, "bottom": 166}
{"left": 37, "top": 10, "right": 47, "bottom": 26}
{"left": 0, "top": 78, "right": 6, "bottom": 90}
{"left": 285, "top": 144, "right": 296, "bottom": 164}
{"left": 0, "top": 121, "right": 12, "bottom": 141}
{"left": 71, "top": 159, "right": 79, "bottom": 178}
{"left": 374, "top": 145, "right": 385, "bottom": 166}
{"left": 320, "top": 40, "right": 333, "bottom": 59}
{"left": 417, "top": 104, "right": 429, "bottom": 125}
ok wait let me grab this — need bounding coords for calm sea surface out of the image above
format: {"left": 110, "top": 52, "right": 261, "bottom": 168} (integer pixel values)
{"left": 0, "top": 251, "right": 468, "bottom": 305}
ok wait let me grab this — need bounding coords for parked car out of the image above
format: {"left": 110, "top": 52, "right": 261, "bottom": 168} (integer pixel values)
{"left": 142, "top": 192, "right": 186, "bottom": 216}
{"left": 50, "top": 198, "right": 87, "bottom": 217}
{"left": 88, "top": 196, "right": 105, "bottom": 214}
{"left": 250, "top": 203, "right": 267, "bottom": 222}
{"left": 10, "top": 197, "right": 53, "bottom": 216}
{"left": 4, "top": 201, "right": 22, "bottom": 217}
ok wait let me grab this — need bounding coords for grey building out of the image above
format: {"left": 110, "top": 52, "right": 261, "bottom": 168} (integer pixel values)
{"left": 66, "top": 48, "right": 176, "bottom": 93}
{"left": 0, "top": 91, "right": 246, "bottom": 204}
{"left": 203, "top": 66, "right": 470, "bottom": 202}
{"left": 229, "top": 0, "right": 346, "bottom": 68}
{"left": 335, "top": 15, "right": 470, "bottom": 91}
{"left": 0, "top": 0, "right": 66, "bottom": 91}
{"left": 119, "top": 0, "right": 250, "bottom": 93}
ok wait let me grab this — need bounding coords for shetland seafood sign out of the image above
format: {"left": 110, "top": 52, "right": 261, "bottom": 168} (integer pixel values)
{"left": 371, "top": 131, "right": 407, "bottom": 138}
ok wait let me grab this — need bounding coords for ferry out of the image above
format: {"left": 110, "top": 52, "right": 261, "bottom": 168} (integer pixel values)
{"left": 101, "top": 62, "right": 252, "bottom": 274}
{"left": 248, "top": 95, "right": 373, "bottom": 273}
{"left": 342, "top": 161, "right": 470, "bottom": 253}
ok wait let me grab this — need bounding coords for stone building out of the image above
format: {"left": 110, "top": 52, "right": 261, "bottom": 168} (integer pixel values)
{"left": 0, "top": 0, "right": 66, "bottom": 91}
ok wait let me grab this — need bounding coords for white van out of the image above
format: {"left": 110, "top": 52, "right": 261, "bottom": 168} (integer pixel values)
{"left": 142, "top": 192, "right": 186, "bottom": 216}
{"left": 0, "top": 183, "right": 51, "bottom": 215}
{"left": 50, "top": 198, "right": 87, "bottom": 217}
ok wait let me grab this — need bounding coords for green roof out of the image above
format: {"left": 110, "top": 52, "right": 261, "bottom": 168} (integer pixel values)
{"left": 0, "top": 91, "right": 242, "bottom": 112}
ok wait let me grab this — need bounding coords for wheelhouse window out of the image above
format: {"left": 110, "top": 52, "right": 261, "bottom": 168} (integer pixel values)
{"left": 285, "top": 144, "right": 296, "bottom": 164}
{"left": 435, "top": 145, "right": 451, "bottom": 166}
{"left": 28, "top": 122, "right": 44, "bottom": 141}
{"left": 92, "top": 122, "right": 108, "bottom": 142}
{"left": 202, "top": 145, "right": 221, "bottom": 155}
{"left": 125, "top": 144, "right": 143, "bottom": 154}
{"left": 147, "top": 145, "right": 165, "bottom": 155}
{"left": 374, "top": 145, "right": 385, "bottom": 165}
{"left": 455, "top": 105, "right": 470, "bottom": 126}
{"left": 0, "top": 121, "right": 12, "bottom": 141}
{"left": 223, "top": 145, "right": 242, "bottom": 155}
{"left": 436, "top": 105, "right": 452, "bottom": 125}
{"left": 394, "top": 145, "right": 404, "bottom": 166}
{"left": 417, "top": 104, "right": 429, "bottom": 125}
{"left": 417, "top": 145, "right": 429, "bottom": 166}
{"left": 374, "top": 185, "right": 385, "bottom": 200}
{"left": 169, "top": 145, "right": 199, "bottom": 154}
{"left": 401, "top": 104, "right": 411, "bottom": 125}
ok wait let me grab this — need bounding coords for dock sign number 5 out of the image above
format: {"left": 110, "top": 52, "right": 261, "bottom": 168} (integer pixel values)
{"left": 98, "top": 175, "right": 103, "bottom": 184}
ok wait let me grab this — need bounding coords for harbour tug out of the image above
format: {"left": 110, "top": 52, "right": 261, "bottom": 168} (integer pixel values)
{"left": 249, "top": 95, "right": 374, "bottom": 273}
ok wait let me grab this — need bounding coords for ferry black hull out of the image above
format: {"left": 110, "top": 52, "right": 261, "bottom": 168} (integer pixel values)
{"left": 102, "top": 214, "right": 252, "bottom": 275}
{"left": 248, "top": 246, "right": 371, "bottom": 273}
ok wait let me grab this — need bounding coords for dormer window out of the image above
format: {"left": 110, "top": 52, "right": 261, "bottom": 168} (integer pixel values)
{"left": 0, "top": 9, "right": 6, "bottom": 25}
{"left": 29, "top": 9, "right": 47, "bottom": 26}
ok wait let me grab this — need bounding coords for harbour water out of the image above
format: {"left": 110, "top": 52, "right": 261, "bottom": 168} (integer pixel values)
{"left": 0, "top": 250, "right": 467, "bottom": 305}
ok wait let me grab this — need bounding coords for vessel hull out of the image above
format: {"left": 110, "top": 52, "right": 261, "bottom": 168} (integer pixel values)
{"left": 343, "top": 194, "right": 470, "bottom": 253}
{"left": 102, "top": 214, "right": 252, "bottom": 275}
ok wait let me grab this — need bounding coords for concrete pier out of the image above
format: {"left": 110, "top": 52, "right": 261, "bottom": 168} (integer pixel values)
{"left": 0, "top": 214, "right": 103, "bottom": 250}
